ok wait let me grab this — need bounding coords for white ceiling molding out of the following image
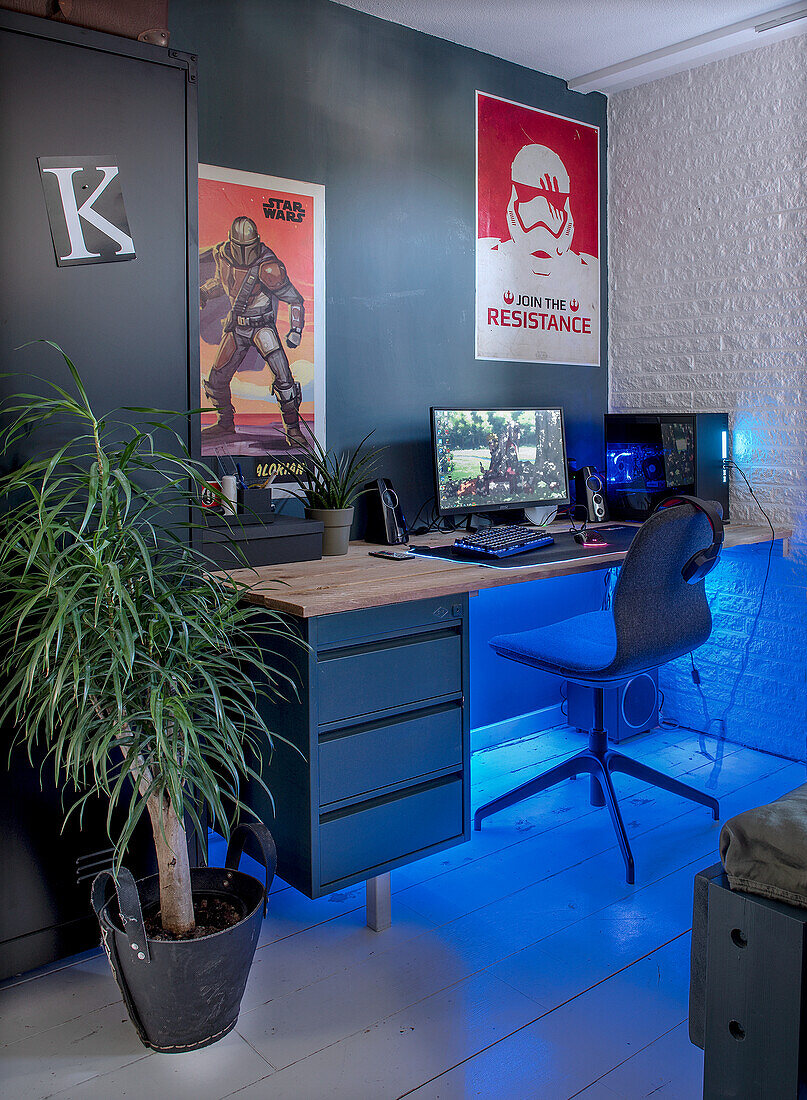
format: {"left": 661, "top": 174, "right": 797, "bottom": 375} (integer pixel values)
{"left": 332, "top": 2, "right": 807, "bottom": 95}
{"left": 569, "top": 3, "right": 807, "bottom": 93}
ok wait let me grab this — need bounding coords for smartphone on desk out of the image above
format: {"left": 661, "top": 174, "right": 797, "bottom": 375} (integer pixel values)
{"left": 368, "top": 549, "right": 416, "bottom": 560}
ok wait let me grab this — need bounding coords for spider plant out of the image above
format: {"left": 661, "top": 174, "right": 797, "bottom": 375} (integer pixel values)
{"left": 289, "top": 425, "right": 383, "bottom": 510}
{"left": 0, "top": 343, "right": 295, "bottom": 936}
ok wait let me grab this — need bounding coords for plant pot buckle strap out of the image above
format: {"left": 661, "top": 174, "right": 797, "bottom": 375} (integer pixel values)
{"left": 91, "top": 867, "right": 151, "bottom": 965}
{"left": 90, "top": 867, "right": 151, "bottom": 1047}
{"left": 225, "top": 822, "right": 277, "bottom": 916}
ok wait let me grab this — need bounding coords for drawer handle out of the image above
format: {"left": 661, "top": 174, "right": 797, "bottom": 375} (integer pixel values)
{"left": 318, "top": 627, "right": 459, "bottom": 661}
{"left": 320, "top": 771, "right": 461, "bottom": 823}
{"left": 320, "top": 701, "right": 461, "bottom": 742}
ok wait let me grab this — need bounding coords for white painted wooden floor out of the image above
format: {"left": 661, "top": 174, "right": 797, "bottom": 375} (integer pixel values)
{"left": 1, "top": 724, "right": 803, "bottom": 1099}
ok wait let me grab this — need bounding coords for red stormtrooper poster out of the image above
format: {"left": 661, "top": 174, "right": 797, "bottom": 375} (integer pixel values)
{"left": 198, "top": 164, "right": 325, "bottom": 469}
{"left": 476, "top": 91, "right": 600, "bottom": 366}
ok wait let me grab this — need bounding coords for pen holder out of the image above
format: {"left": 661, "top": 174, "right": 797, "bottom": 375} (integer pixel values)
{"left": 237, "top": 485, "right": 275, "bottom": 522}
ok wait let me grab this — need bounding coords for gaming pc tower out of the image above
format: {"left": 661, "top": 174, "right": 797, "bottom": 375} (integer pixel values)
{"left": 604, "top": 413, "right": 729, "bottom": 522}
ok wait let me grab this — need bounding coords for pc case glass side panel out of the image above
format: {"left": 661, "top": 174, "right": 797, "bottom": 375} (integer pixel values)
{"left": 604, "top": 415, "right": 696, "bottom": 520}
{"left": 605, "top": 417, "right": 661, "bottom": 520}
{"left": 660, "top": 420, "right": 695, "bottom": 488}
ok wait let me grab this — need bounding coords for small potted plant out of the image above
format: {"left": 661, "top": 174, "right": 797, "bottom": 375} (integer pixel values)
{"left": 0, "top": 344, "right": 296, "bottom": 1053}
{"left": 290, "top": 427, "right": 383, "bottom": 555}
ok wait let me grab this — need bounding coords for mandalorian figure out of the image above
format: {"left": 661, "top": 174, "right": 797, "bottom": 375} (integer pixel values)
{"left": 200, "top": 216, "right": 306, "bottom": 446}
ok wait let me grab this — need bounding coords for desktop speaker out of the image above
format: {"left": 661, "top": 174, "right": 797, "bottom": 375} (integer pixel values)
{"left": 567, "top": 670, "right": 659, "bottom": 744}
{"left": 574, "top": 466, "right": 609, "bottom": 524}
{"left": 364, "top": 478, "right": 408, "bottom": 545}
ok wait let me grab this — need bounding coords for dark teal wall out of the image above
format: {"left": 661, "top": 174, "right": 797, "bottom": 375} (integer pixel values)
{"left": 172, "top": 0, "right": 608, "bottom": 521}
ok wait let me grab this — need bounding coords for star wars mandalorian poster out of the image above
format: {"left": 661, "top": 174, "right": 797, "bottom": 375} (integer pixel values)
{"left": 198, "top": 164, "right": 325, "bottom": 476}
{"left": 476, "top": 91, "right": 601, "bottom": 366}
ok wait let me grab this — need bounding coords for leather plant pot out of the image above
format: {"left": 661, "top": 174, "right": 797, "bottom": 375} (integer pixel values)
{"left": 92, "top": 823, "right": 275, "bottom": 1053}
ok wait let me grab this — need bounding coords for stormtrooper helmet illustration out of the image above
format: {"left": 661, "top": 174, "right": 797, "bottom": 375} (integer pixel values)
{"left": 505, "top": 145, "right": 575, "bottom": 275}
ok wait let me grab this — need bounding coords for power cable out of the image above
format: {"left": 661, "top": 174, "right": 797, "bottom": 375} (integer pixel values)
{"left": 691, "top": 460, "right": 776, "bottom": 786}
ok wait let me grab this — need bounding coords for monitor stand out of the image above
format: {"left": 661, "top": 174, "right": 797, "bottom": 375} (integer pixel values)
{"left": 524, "top": 505, "right": 559, "bottom": 527}
{"left": 461, "top": 507, "right": 558, "bottom": 531}
{"left": 464, "top": 509, "right": 530, "bottom": 531}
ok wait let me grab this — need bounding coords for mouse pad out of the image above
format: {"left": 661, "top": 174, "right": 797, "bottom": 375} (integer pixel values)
{"left": 410, "top": 524, "right": 638, "bottom": 569}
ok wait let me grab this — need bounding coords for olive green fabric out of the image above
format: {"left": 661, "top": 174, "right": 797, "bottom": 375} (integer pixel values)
{"left": 720, "top": 783, "right": 807, "bottom": 909}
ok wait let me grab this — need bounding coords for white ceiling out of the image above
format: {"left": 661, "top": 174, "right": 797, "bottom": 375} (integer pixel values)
{"left": 331, "top": 1, "right": 807, "bottom": 92}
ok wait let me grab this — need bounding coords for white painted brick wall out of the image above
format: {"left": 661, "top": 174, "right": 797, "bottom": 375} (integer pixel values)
{"left": 607, "top": 35, "right": 807, "bottom": 761}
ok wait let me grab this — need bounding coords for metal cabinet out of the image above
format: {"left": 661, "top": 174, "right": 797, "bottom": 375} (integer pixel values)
{"left": 246, "top": 595, "right": 471, "bottom": 898}
{"left": 0, "top": 10, "right": 198, "bottom": 979}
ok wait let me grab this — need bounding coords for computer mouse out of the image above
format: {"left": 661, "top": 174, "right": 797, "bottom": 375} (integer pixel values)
{"left": 583, "top": 531, "right": 605, "bottom": 544}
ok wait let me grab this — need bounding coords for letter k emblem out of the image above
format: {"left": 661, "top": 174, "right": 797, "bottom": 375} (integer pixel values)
{"left": 39, "top": 158, "right": 135, "bottom": 266}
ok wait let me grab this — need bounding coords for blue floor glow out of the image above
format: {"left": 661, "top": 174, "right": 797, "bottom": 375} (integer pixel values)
{"left": 1, "top": 724, "right": 803, "bottom": 1099}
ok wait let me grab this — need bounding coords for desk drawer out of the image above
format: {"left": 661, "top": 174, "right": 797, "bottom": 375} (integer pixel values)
{"left": 316, "top": 630, "right": 461, "bottom": 727}
{"left": 319, "top": 704, "right": 462, "bottom": 807}
{"left": 316, "top": 596, "right": 465, "bottom": 647}
{"left": 319, "top": 776, "right": 463, "bottom": 887}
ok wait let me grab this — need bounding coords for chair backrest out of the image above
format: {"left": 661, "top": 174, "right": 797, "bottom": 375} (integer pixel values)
{"left": 610, "top": 502, "right": 715, "bottom": 676}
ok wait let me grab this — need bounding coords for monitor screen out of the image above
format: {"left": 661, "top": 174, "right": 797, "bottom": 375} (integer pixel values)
{"left": 431, "top": 407, "right": 569, "bottom": 516}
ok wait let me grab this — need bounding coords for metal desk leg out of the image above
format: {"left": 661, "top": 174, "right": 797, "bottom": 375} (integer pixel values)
{"left": 366, "top": 873, "right": 391, "bottom": 931}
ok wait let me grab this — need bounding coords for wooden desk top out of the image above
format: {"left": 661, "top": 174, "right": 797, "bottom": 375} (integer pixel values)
{"left": 226, "top": 521, "right": 787, "bottom": 619}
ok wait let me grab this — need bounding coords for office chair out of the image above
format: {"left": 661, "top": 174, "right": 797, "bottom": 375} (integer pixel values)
{"left": 474, "top": 498, "right": 722, "bottom": 883}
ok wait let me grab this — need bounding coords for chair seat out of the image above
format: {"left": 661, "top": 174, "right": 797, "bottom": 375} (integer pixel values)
{"left": 490, "top": 610, "right": 620, "bottom": 680}
{"left": 479, "top": 502, "right": 720, "bottom": 883}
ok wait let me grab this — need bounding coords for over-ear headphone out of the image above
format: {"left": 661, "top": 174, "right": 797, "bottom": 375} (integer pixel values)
{"left": 651, "top": 494, "right": 724, "bottom": 584}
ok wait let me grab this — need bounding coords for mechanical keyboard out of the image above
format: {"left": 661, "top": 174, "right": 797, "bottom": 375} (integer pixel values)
{"left": 453, "top": 525, "right": 555, "bottom": 559}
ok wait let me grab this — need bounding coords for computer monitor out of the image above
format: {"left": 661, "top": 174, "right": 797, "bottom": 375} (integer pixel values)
{"left": 430, "top": 407, "right": 570, "bottom": 518}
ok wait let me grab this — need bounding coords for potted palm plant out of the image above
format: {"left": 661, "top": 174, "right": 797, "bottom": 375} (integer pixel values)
{"left": 290, "top": 427, "right": 383, "bottom": 555}
{"left": 0, "top": 344, "right": 295, "bottom": 1053}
